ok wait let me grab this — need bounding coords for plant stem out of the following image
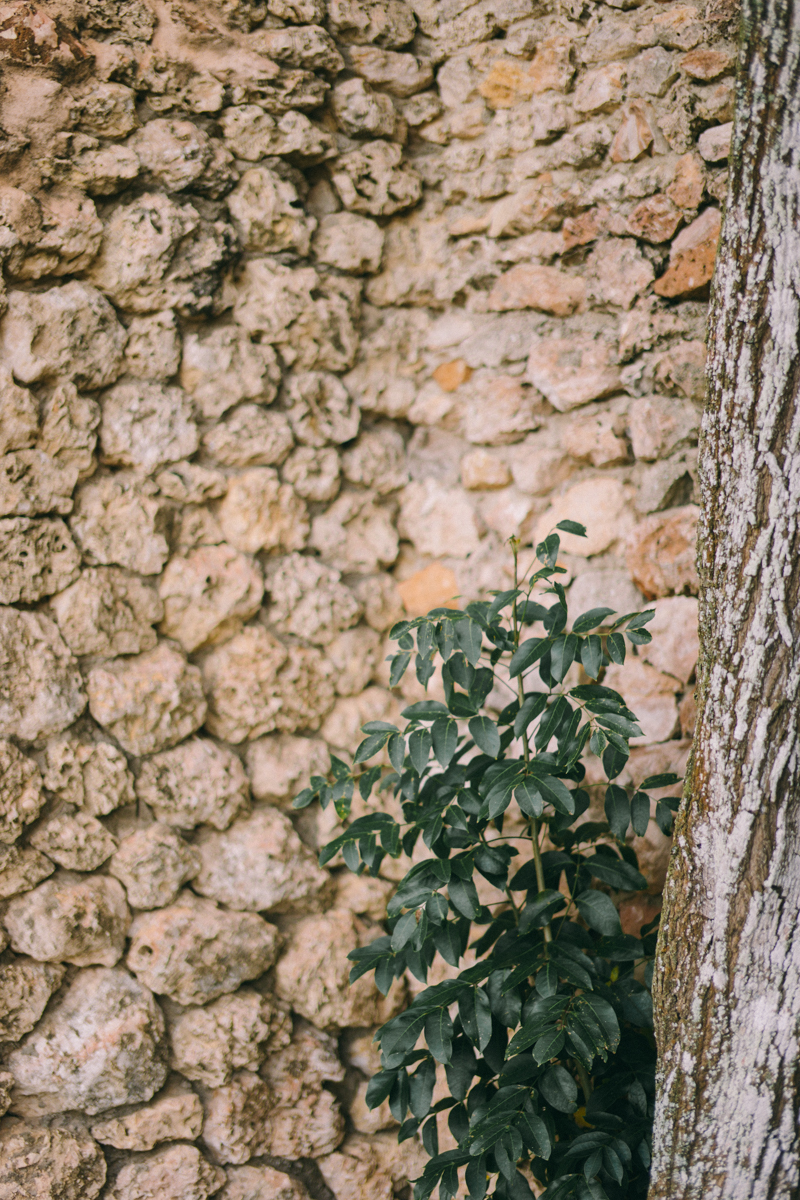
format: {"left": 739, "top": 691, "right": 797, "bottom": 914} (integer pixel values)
{"left": 576, "top": 1062, "right": 593, "bottom": 1103}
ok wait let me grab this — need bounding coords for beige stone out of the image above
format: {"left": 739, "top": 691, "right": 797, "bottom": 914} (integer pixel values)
{"left": 169, "top": 988, "right": 291, "bottom": 1089}
{"left": 203, "top": 625, "right": 335, "bottom": 742}
{"left": 0, "top": 449, "right": 78, "bottom": 517}
{"left": 626, "top": 505, "right": 700, "bottom": 598}
{"left": 461, "top": 448, "right": 512, "bottom": 490}
{"left": 0, "top": 609, "right": 85, "bottom": 741}
{"left": 156, "top": 461, "right": 228, "bottom": 506}
{"left": 310, "top": 490, "right": 399, "bottom": 573}
{"left": 0, "top": 843, "right": 55, "bottom": 899}
{"left": 396, "top": 562, "right": 460, "bottom": 617}
{"left": 128, "top": 118, "right": 216, "bottom": 192}
{"left": 335, "top": 872, "right": 394, "bottom": 922}
{"left": 585, "top": 238, "right": 655, "bottom": 310}
{"left": 217, "top": 468, "right": 310, "bottom": 555}
{"left": 654, "top": 339, "right": 708, "bottom": 401}
{"left": 219, "top": 1165, "right": 310, "bottom": 1200}
{"left": 342, "top": 428, "right": 408, "bottom": 494}
{"left": 260, "top": 1025, "right": 346, "bottom": 1157}
{"left": 91, "top": 1085, "right": 204, "bottom": 1150}
{"left": 642, "top": 594, "right": 699, "bottom": 683}
{"left": 109, "top": 824, "right": 201, "bottom": 910}
{"left": 8, "top": 966, "right": 166, "bottom": 1116}
{"left": 29, "top": 812, "right": 117, "bottom": 872}
{"left": 127, "top": 891, "right": 282, "bottom": 1006}
{"left": 0, "top": 739, "right": 44, "bottom": 842}
{"left": 354, "top": 573, "right": 405, "bottom": 631}
{"left": 313, "top": 212, "right": 385, "bottom": 274}
{"left": 87, "top": 643, "right": 206, "bottom": 757}
{"left": 350, "top": 1078, "right": 397, "bottom": 1134}
{"left": 136, "top": 737, "right": 250, "bottom": 832}
{"left": 52, "top": 567, "right": 163, "bottom": 656}
{"left": 626, "top": 194, "right": 683, "bottom": 243}
{"left": 180, "top": 327, "right": 280, "bottom": 420}
{"left": 219, "top": 105, "right": 335, "bottom": 165}
{"left": 286, "top": 370, "right": 361, "bottom": 448}
{"left": 1, "top": 282, "right": 125, "bottom": 389}
{"left": 318, "top": 1136, "right": 394, "bottom": 1200}
{"left": 201, "top": 1070, "right": 274, "bottom": 1165}
{"left": 100, "top": 381, "right": 198, "bottom": 473}
{"left": 627, "top": 394, "right": 699, "bottom": 460}
{"left": 281, "top": 446, "right": 339, "bottom": 504}
{"left": 266, "top": 553, "right": 361, "bottom": 646}
{"left": 3, "top": 872, "right": 130, "bottom": 967}
{"left": 568, "top": 568, "right": 643, "bottom": 624}
{"left": 0, "top": 958, "right": 65, "bottom": 1040}
{"left": 203, "top": 405, "right": 294, "bottom": 468}
{"left": 533, "top": 478, "right": 634, "bottom": 557}
{"left": 0, "top": 369, "right": 38, "bottom": 456}
{"left": 326, "top": 625, "right": 382, "bottom": 697}
{"left": 124, "top": 310, "right": 182, "bottom": 381}
{"left": 561, "top": 411, "right": 629, "bottom": 467}
{"left": 654, "top": 207, "right": 721, "bottom": 298}
{"left": 346, "top": 45, "right": 432, "bottom": 96}
{"left": 0, "top": 1123, "right": 106, "bottom": 1200}
{"left": 461, "top": 374, "right": 539, "bottom": 445}
{"left": 479, "top": 488, "right": 537, "bottom": 542}
{"left": 39, "top": 384, "right": 100, "bottom": 480}
{"left": 667, "top": 152, "right": 705, "bottom": 209}
{"left": 158, "top": 545, "right": 263, "bottom": 652}
{"left": 604, "top": 660, "right": 680, "bottom": 745}
{"left": 332, "top": 78, "right": 398, "bottom": 139}
{"left": 573, "top": 63, "right": 626, "bottom": 114}
{"left": 510, "top": 435, "right": 574, "bottom": 496}
{"left": 609, "top": 101, "right": 656, "bottom": 162}
{"left": 680, "top": 46, "right": 735, "bottom": 80}
{"left": 105, "top": 1145, "right": 225, "bottom": 1200}
{"left": 274, "top": 908, "right": 404, "bottom": 1030}
{"left": 526, "top": 336, "right": 622, "bottom": 411}
{"left": 228, "top": 165, "right": 315, "bottom": 255}
{"left": 329, "top": 139, "right": 422, "bottom": 216}
{"left": 193, "top": 807, "right": 330, "bottom": 914}
{"left": 698, "top": 120, "right": 733, "bottom": 162}
{"left": 398, "top": 479, "right": 481, "bottom": 558}
{"left": 38, "top": 731, "right": 135, "bottom": 817}
{"left": 488, "top": 264, "right": 585, "bottom": 316}
{"left": 245, "top": 734, "right": 328, "bottom": 807}
{"left": 70, "top": 473, "right": 171, "bottom": 576}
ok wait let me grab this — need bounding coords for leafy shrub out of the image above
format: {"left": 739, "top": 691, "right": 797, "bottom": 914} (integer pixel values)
{"left": 294, "top": 525, "right": 681, "bottom": 1200}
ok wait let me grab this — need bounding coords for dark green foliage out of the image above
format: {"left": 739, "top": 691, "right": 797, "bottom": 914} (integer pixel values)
{"left": 294, "top": 525, "right": 682, "bottom": 1200}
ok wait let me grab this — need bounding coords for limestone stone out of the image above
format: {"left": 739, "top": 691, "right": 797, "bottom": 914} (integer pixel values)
{"left": 332, "top": 78, "right": 398, "bottom": 139}
{"left": 0, "top": 843, "right": 54, "bottom": 898}
{"left": 266, "top": 553, "right": 361, "bottom": 645}
{"left": 193, "top": 807, "right": 330, "bottom": 914}
{"left": 233, "top": 260, "right": 360, "bottom": 374}
{"left": 0, "top": 449, "right": 78, "bottom": 517}
{"left": 486, "top": 176, "right": 582, "bottom": 240}
{"left": 625, "top": 505, "right": 700, "bottom": 598}
{"left": 354, "top": 572, "right": 405, "bottom": 631}
{"left": 0, "top": 1123, "right": 106, "bottom": 1200}
{"left": 52, "top": 567, "right": 163, "bottom": 656}
{"left": 180, "top": 327, "right": 280, "bottom": 420}
{"left": 38, "top": 732, "right": 135, "bottom": 817}
{"left": 274, "top": 908, "right": 403, "bottom": 1029}
{"left": 39, "top": 385, "right": 101, "bottom": 480}
{"left": 286, "top": 370, "right": 360, "bottom": 447}
{"left": 87, "top": 643, "right": 206, "bottom": 757}
{"left": 461, "top": 448, "right": 512, "bottom": 490}
{"left": 329, "top": 139, "right": 422, "bottom": 216}
{"left": 128, "top": 119, "right": 215, "bottom": 192}
{"left": 654, "top": 339, "right": 708, "bottom": 402}
{"left": 585, "top": 238, "right": 655, "bottom": 310}
{"left": 609, "top": 100, "right": 656, "bottom": 162}
{"left": 398, "top": 479, "right": 481, "bottom": 559}
{"left": 335, "top": 872, "right": 394, "bottom": 922}
{"left": 634, "top": 456, "right": 695, "bottom": 514}
{"left": 666, "top": 152, "right": 705, "bottom": 209}
{"left": 0, "top": 958, "right": 65, "bottom": 1040}
{"left": 0, "top": 518, "right": 78, "bottom": 605}
{"left": 568, "top": 568, "right": 643, "bottom": 626}
{"left": 396, "top": 562, "right": 459, "bottom": 617}
{"left": 265, "top": 1086, "right": 346, "bottom": 1159}
{"left": 218, "top": 1165, "right": 310, "bottom": 1200}
{"left": 100, "top": 381, "right": 198, "bottom": 474}
{"left": 7, "top": 967, "right": 167, "bottom": 1116}
{"left": 1, "top": 282, "right": 125, "bottom": 389}
{"left": 127, "top": 892, "right": 282, "bottom": 1006}
{"left": 533, "top": 478, "right": 635, "bottom": 557}
{"left": 124, "top": 311, "right": 182, "bottom": 381}
{"left": 526, "top": 335, "right": 622, "bottom": 411}
{"left": 603, "top": 659, "right": 680, "bottom": 744}
{"left": 698, "top": 120, "right": 732, "bottom": 162}
{"left": 0, "top": 370, "right": 38, "bottom": 456}
{"left": 342, "top": 430, "right": 407, "bottom": 495}
{"left": 3, "top": 872, "right": 130, "bottom": 967}
{"left": 326, "top": 626, "right": 382, "bottom": 697}
{"left": 70, "top": 474, "right": 171, "bottom": 576}
{"left": 156, "top": 462, "right": 228, "bottom": 506}
{"left": 346, "top": 45, "right": 432, "bottom": 96}
{"left": 203, "top": 405, "right": 294, "bottom": 468}
{"left": 217, "top": 468, "right": 309, "bottom": 555}
{"left": 169, "top": 989, "right": 291, "bottom": 1088}
{"left": 509, "top": 434, "right": 574, "bottom": 496}
{"left": 227, "top": 166, "right": 315, "bottom": 255}
{"left": 487, "top": 264, "right": 586, "bottom": 316}
{"left": 201, "top": 1070, "right": 273, "bottom": 1165}
{"left": 561, "top": 411, "right": 629, "bottom": 467}
{"left": 245, "top": 734, "right": 328, "bottom": 806}
{"left": 573, "top": 63, "right": 626, "bottom": 114}
{"left": 202, "top": 625, "right": 335, "bottom": 742}
{"left": 136, "top": 737, "right": 250, "bottom": 832}
{"left": 654, "top": 206, "right": 721, "bottom": 298}
{"left": 0, "top": 609, "right": 85, "bottom": 742}
{"left": 105, "top": 1145, "right": 225, "bottom": 1200}
{"left": 627, "top": 394, "right": 699, "bottom": 460}
{"left": 87, "top": 193, "right": 235, "bottom": 316}
{"left": 313, "top": 211, "right": 385, "bottom": 275}
{"left": 260, "top": 1025, "right": 346, "bottom": 1157}
{"left": 462, "top": 374, "right": 541, "bottom": 446}
{"left": 625, "top": 194, "right": 682, "bottom": 243}
{"left": 642, "top": 594, "right": 699, "bottom": 684}
{"left": 219, "top": 106, "right": 336, "bottom": 165}
{"left": 282, "top": 446, "right": 341, "bottom": 502}
{"left": 29, "top": 813, "right": 117, "bottom": 872}
{"left": 328, "top": 0, "right": 416, "bottom": 48}
{"left": 310, "top": 490, "right": 399, "bottom": 572}
{"left": 108, "top": 824, "right": 201, "bottom": 909}
{"left": 432, "top": 359, "right": 472, "bottom": 392}
{"left": 158, "top": 544, "right": 264, "bottom": 652}
{"left": 91, "top": 1086, "right": 204, "bottom": 1150}
{"left": 318, "top": 1136, "right": 394, "bottom": 1200}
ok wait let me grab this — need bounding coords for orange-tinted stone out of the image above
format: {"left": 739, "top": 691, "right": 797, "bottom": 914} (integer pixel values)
{"left": 487, "top": 264, "right": 585, "bottom": 316}
{"left": 626, "top": 194, "right": 683, "bottom": 244}
{"left": 396, "top": 563, "right": 459, "bottom": 617}
{"left": 432, "top": 359, "right": 472, "bottom": 393}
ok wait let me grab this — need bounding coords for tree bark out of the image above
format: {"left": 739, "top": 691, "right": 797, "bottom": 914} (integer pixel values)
{"left": 649, "top": 2, "right": 800, "bottom": 1197}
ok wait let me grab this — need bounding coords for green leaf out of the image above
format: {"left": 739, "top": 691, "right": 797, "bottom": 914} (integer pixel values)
{"left": 538, "top": 1065, "right": 578, "bottom": 1113}
{"left": 515, "top": 777, "right": 544, "bottom": 818}
{"left": 580, "top": 994, "right": 620, "bottom": 1051}
{"left": 409, "top": 1057, "right": 436, "bottom": 1119}
{"left": 458, "top": 988, "right": 493, "bottom": 1051}
{"left": 604, "top": 785, "right": 630, "bottom": 840}
{"left": 556, "top": 519, "right": 587, "bottom": 537}
{"left": 392, "top": 910, "right": 419, "bottom": 951}
{"left": 402, "top": 701, "right": 450, "bottom": 721}
{"left": 606, "top": 632, "right": 626, "bottom": 665}
{"left": 409, "top": 728, "right": 432, "bottom": 775}
{"left": 533, "top": 1028, "right": 565, "bottom": 1065}
{"left": 354, "top": 731, "right": 391, "bottom": 762}
{"left": 516, "top": 1109, "right": 551, "bottom": 1159}
{"left": 388, "top": 733, "right": 406, "bottom": 773}
{"left": 655, "top": 800, "right": 675, "bottom": 834}
{"left": 537, "top": 533, "right": 561, "bottom": 566}
{"left": 572, "top": 607, "right": 616, "bottom": 634}
{"left": 584, "top": 855, "right": 647, "bottom": 891}
{"left": 425, "top": 1008, "right": 454, "bottom": 1063}
{"left": 630, "top": 791, "right": 650, "bottom": 836}
{"left": 509, "top": 637, "right": 549, "bottom": 678}
{"left": 449, "top": 876, "right": 481, "bottom": 920}
{"left": 538, "top": 775, "right": 576, "bottom": 816}
{"left": 640, "top": 772, "right": 681, "bottom": 789}
{"left": 445, "top": 1039, "right": 476, "bottom": 1100}
{"left": 455, "top": 617, "right": 483, "bottom": 666}
{"left": 366, "top": 1070, "right": 396, "bottom": 1109}
{"left": 522, "top": 889, "right": 566, "bottom": 931}
{"left": 431, "top": 717, "right": 459, "bottom": 767}
{"left": 580, "top": 635, "right": 603, "bottom": 680}
{"left": 514, "top": 692, "right": 548, "bottom": 737}
{"left": 390, "top": 652, "right": 411, "bottom": 687}
{"left": 469, "top": 716, "right": 501, "bottom": 758}
{"left": 426, "top": 893, "right": 449, "bottom": 924}
{"left": 292, "top": 787, "right": 314, "bottom": 810}
{"left": 550, "top": 633, "right": 578, "bottom": 683}
{"left": 597, "top": 712, "right": 643, "bottom": 739}
{"left": 589, "top": 727, "right": 607, "bottom": 756}
{"left": 465, "top": 1156, "right": 488, "bottom": 1200}
{"left": 575, "top": 890, "right": 622, "bottom": 936}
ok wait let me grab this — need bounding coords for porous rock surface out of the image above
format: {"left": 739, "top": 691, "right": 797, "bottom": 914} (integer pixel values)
{"left": 0, "top": 0, "right": 719, "bottom": 1183}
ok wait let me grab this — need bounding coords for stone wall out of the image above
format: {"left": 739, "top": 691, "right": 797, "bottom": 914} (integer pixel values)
{"left": 0, "top": 0, "right": 735, "bottom": 1196}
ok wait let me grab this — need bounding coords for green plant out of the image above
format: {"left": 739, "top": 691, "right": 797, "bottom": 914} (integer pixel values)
{"left": 294, "top": 524, "right": 681, "bottom": 1200}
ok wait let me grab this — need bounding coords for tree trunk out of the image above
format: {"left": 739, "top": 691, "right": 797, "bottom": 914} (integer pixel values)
{"left": 649, "top": 2, "right": 800, "bottom": 1197}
